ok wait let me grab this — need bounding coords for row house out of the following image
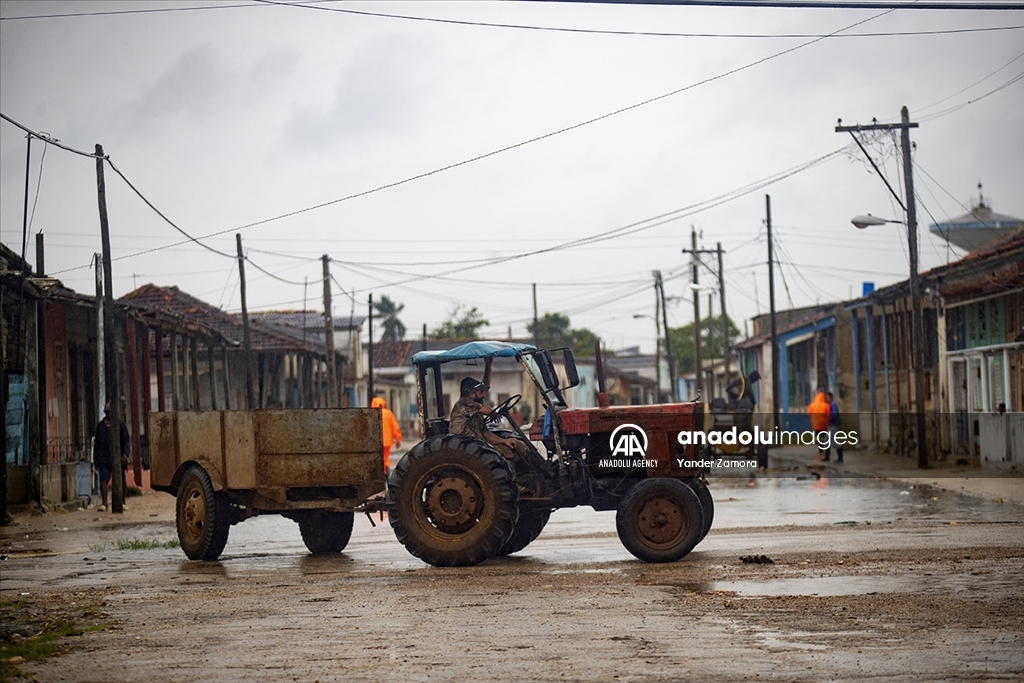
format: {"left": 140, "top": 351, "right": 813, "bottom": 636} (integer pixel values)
{"left": 734, "top": 228, "right": 1022, "bottom": 468}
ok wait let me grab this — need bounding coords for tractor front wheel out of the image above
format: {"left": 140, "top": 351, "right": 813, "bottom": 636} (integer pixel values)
{"left": 616, "top": 478, "right": 704, "bottom": 563}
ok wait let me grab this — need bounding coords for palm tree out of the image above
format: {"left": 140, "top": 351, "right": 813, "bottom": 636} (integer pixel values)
{"left": 374, "top": 295, "right": 406, "bottom": 342}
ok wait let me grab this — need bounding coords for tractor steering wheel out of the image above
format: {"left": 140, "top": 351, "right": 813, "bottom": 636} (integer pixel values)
{"left": 488, "top": 394, "right": 521, "bottom": 425}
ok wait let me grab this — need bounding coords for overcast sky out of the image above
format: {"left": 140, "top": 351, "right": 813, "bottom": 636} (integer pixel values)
{"left": 2, "top": 0, "right": 1022, "bottom": 353}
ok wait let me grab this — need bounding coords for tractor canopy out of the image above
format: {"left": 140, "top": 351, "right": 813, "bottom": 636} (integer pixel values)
{"left": 412, "top": 341, "right": 536, "bottom": 365}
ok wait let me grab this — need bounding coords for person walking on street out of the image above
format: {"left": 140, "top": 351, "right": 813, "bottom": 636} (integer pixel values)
{"left": 807, "top": 390, "right": 831, "bottom": 461}
{"left": 93, "top": 404, "right": 130, "bottom": 511}
{"left": 826, "top": 391, "right": 844, "bottom": 463}
{"left": 371, "top": 396, "right": 402, "bottom": 474}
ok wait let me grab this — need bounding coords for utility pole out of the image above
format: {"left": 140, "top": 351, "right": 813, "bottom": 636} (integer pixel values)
{"left": 707, "top": 293, "right": 714, "bottom": 394}
{"left": 532, "top": 283, "right": 539, "bottom": 347}
{"left": 236, "top": 234, "right": 254, "bottom": 409}
{"left": 766, "top": 195, "right": 780, "bottom": 433}
{"left": 654, "top": 271, "right": 677, "bottom": 402}
{"left": 651, "top": 278, "right": 662, "bottom": 401}
{"left": 532, "top": 283, "right": 540, "bottom": 418}
{"left": 96, "top": 144, "right": 124, "bottom": 513}
{"left": 682, "top": 231, "right": 734, "bottom": 399}
{"left": 837, "top": 107, "right": 927, "bottom": 468}
{"left": 717, "top": 242, "right": 729, "bottom": 385}
{"left": 322, "top": 255, "right": 337, "bottom": 408}
{"left": 367, "top": 294, "right": 375, "bottom": 404}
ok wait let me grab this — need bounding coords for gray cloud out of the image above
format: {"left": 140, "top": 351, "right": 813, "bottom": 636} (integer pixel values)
{"left": 284, "top": 36, "right": 423, "bottom": 153}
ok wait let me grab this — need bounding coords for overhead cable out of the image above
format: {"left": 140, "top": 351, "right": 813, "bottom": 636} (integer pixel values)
{"left": 252, "top": 0, "right": 1023, "bottom": 36}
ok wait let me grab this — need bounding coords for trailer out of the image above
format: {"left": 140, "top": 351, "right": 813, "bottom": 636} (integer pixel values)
{"left": 149, "top": 409, "right": 385, "bottom": 560}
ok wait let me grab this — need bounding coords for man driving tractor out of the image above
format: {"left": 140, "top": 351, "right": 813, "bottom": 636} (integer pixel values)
{"left": 449, "top": 376, "right": 525, "bottom": 460}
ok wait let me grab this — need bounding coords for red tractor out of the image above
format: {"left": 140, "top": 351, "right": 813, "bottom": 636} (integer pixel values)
{"left": 386, "top": 341, "right": 711, "bottom": 566}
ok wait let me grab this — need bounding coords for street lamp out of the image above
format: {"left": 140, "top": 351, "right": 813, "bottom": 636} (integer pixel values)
{"left": 851, "top": 214, "right": 904, "bottom": 229}
{"left": 633, "top": 313, "right": 662, "bottom": 402}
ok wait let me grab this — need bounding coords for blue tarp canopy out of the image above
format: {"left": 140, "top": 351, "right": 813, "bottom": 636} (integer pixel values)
{"left": 412, "top": 341, "right": 536, "bottom": 365}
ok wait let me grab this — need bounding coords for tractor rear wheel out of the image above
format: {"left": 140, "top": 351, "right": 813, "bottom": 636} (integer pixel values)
{"left": 684, "top": 477, "right": 714, "bottom": 543}
{"left": 616, "top": 478, "right": 704, "bottom": 563}
{"left": 296, "top": 511, "right": 355, "bottom": 555}
{"left": 496, "top": 508, "right": 551, "bottom": 556}
{"left": 387, "top": 435, "right": 519, "bottom": 567}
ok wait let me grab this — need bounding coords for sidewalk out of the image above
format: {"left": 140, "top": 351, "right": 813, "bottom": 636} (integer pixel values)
{"left": 768, "top": 444, "right": 1024, "bottom": 506}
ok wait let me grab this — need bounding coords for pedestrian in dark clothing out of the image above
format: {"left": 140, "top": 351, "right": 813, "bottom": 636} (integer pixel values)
{"left": 94, "top": 404, "right": 130, "bottom": 511}
{"left": 826, "top": 391, "right": 843, "bottom": 463}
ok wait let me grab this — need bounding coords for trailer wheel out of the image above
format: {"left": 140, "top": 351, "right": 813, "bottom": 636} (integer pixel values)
{"left": 176, "top": 464, "right": 230, "bottom": 561}
{"left": 387, "top": 435, "right": 519, "bottom": 567}
{"left": 684, "top": 477, "right": 714, "bottom": 543}
{"left": 495, "top": 508, "right": 551, "bottom": 556}
{"left": 297, "top": 511, "right": 355, "bottom": 555}
{"left": 616, "top": 478, "right": 704, "bottom": 563}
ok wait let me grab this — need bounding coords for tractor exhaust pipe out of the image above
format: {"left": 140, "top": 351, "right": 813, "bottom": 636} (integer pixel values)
{"left": 594, "top": 340, "right": 609, "bottom": 409}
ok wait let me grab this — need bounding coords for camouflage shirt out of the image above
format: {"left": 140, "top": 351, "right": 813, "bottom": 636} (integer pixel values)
{"left": 450, "top": 397, "right": 488, "bottom": 441}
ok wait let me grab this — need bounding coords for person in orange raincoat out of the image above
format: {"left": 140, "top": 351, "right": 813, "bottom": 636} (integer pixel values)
{"left": 371, "top": 396, "right": 402, "bottom": 473}
{"left": 807, "top": 390, "right": 831, "bottom": 460}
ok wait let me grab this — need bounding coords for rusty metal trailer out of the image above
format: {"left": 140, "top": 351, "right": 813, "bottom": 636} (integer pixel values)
{"left": 149, "top": 409, "right": 385, "bottom": 560}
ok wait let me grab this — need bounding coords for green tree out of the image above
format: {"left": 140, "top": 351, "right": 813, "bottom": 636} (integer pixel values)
{"left": 433, "top": 305, "right": 490, "bottom": 339}
{"left": 667, "top": 314, "right": 741, "bottom": 375}
{"left": 373, "top": 295, "right": 406, "bottom": 342}
{"left": 528, "top": 312, "right": 600, "bottom": 357}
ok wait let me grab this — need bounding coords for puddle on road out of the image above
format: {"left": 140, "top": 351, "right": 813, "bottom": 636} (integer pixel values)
{"left": 711, "top": 571, "right": 1024, "bottom": 599}
{"left": 654, "top": 571, "right": 1024, "bottom": 600}
{"left": 706, "top": 476, "right": 1022, "bottom": 529}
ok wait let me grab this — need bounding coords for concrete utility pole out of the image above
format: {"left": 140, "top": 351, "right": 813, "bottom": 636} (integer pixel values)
{"left": 766, "top": 195, "right": 780, "bottom": 433}
{"left": 717, "top": 242, "right": 729, "bottom": 384}
{"left": 654, "top": 271, "right": 678, "bottom": 402}
{"left": 682, "top": 232, "right": 733, "bottom": 398}
{"left": 367, "top": 294, "right": 375, "bottom": 404}
{"left": 689, "top": 228, "right": 702, "bottom": 396}
{"left": 322, "top": 255, "right": 337, "bottom": 408}
{"left": 836, "top": 107, "right": 927, "bottom": 468}
{"left": 236, "top": 234, "right": 255, "bottom": 409}
{"left": 96, "top": 144, "right": 124, "bottom": 513}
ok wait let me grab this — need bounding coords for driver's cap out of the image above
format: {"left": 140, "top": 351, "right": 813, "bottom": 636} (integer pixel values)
{"left": 460, "top": 377, "right": 488, "bottom": 395}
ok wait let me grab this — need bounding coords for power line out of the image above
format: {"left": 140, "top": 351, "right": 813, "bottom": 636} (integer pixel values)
{"left": 0, "top": 1, "right": 313, "bottom": 21}
{"left": 252, "top": 0, "right": 1024, "bottom": 36}
{"left": 0, "top": 113, "right": 100, "bottom": 158}
{"left": 916, "top": 51, "right": 1024, "bottom": 114}
{"left": 536, "top": 0, "right": 1024, "bottom": 8}
{"left": 917, "top": 69, "right": 1024, "bottom": 122}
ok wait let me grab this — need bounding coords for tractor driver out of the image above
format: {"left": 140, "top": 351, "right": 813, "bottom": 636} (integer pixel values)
{"left": 450, "top": 377, "right": 526, "bottom": 460}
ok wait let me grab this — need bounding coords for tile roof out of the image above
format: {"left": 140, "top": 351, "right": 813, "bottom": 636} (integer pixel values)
{"left": 119, "top": 284, "right": 338, "bottom": 355}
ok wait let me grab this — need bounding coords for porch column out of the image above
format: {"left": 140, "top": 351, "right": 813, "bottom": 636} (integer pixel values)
{"left": 126, "top": 319, "right": 142, "bottom": 486}
{"left": 190, "top": 336, "right": 200, "bottom": 411}
{"left": 851, "top": 310, "right": 862, "bottom": 413}
{"left": 170, "top": 331, "right": 180, "bottom": 411}
{"left": 208, "top": 339, "right": 218, "bottom": 410}
{"left": 155, "top": 329, "right": 166, "bottom": 412}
